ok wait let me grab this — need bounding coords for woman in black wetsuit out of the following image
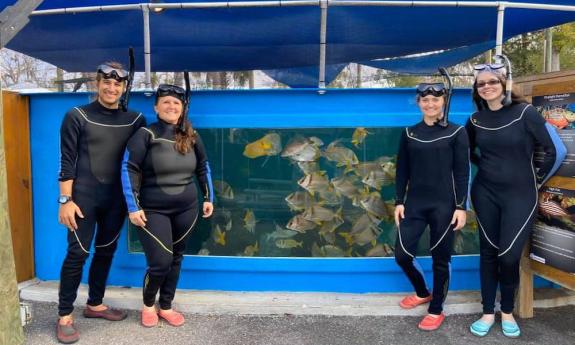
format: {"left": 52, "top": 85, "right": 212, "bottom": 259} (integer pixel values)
{"left": 122, "top": 82, "right": 214, "bottom": 327}
{"left": 394, "top": 82, "right": 470, "bottom": 331}
{"left": 466, "top": 61, "right": 566, "bottom": 338}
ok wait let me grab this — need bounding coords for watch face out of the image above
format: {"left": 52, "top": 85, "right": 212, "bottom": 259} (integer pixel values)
{"left": 59, "top": 196, "right": 70, "bottom": 204}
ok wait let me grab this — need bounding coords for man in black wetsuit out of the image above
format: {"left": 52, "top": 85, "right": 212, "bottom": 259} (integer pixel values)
{"left": 56, "top": 62, "right": 146, "bottom": 344}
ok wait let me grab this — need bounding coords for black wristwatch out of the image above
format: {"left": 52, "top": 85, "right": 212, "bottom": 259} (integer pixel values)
{"left": 58, "top": 195, "right": 73, "bottom": 204}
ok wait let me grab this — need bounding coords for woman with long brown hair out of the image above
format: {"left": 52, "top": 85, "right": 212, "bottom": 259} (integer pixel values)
{"left": 121, "top": 82, "right": 214, "bottom": 328}
{"left": 466, "top": 59, "right": 565, "bottom": 338}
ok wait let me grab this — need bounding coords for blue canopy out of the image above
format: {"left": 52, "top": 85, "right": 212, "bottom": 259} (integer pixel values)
{"left": 4, "top": 0, "right": 575, "bottom": 87}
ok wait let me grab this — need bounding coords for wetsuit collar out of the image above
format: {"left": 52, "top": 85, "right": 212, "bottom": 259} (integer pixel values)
{"left": 92, "top": 100, "right": 121, "bottom": 115}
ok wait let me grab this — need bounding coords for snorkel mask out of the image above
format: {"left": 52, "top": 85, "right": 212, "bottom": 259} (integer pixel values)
{"left": 473, "top": 54, "right": 513, "bottom": 107}
{"left": 155, "top": 71, "right": 191, "bottom": 132}
{"left": 415, "top": 67, "right": 453, "bottom": 128}
{"left": 97, "top": 47, "right": 135, "bottom": 112}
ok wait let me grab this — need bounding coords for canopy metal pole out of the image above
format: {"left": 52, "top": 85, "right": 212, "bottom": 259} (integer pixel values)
{"left": 318, "top": 0, "right": 328, "bottom": 90}
{"left": 142, "top": 5, "right": 152, "bottom": 89}
{"left": 495, "top": 3, "right": 505, "bottom": 56}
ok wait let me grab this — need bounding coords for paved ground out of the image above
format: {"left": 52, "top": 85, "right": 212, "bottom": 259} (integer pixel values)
{"left": 23, "top": 301, "right": 575, "bottom": 345}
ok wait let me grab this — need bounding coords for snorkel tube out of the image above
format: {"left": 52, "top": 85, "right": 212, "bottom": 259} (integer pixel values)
{"left": 437, "top": 67, "right": 453, "bottom": 128}
{"left": 179, "top": 71, "right": 191, "bottom": 132}
{"left": 494, "top": 54, "right": 513, "bottom": 107}
{"left": 120, "top": 47, "right": 135, "bottom": 112}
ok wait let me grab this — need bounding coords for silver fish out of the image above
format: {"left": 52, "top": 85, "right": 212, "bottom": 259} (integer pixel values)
{"left": 266, "top": 224, "right": 299, "bottom": 241}
{"left": 298, "top": 171, "right": 331, "bottom": 196}
{"left": 281, "top": 137, "right": 321, "bottom": 162}
{"left": 286, "top": 214, "right": 317, "bottom": 233}
{"left": 302, "top": 205, "right": 342, "bottom": 224}
{"left": 213, "top": 180, "right": 234, "bottom": 200}
{"left": 285, "top": 191, "right": 313, "bottom": 211}
{"left": 361, "top": 169, "right": 394, "bottom": 191}
{"left": 323, "top": 141, "right": 359, "bottom": 168}
{"left": 359, "top": 192, "right": 388, "bottom": 219}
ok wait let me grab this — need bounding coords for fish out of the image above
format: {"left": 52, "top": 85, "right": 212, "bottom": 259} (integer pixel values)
{"left": 281, "top": 137, "right": 321, "bottom": 162}
{"left": 320, "top": 231, "right": 336, "bottom": 244}
{"left": 286, "top": 214, "right": 318, "bottom": 233}
{"left": 381, "top": 161, "right": 396, "bottom": 180}
{"left": 351, "top": 213, "right": 382, "bottom": 235}
{"left": 361, "top": 169, "right": 394, "bottom": 191}
{"left": 351, "top": 127, "right": 372, "bottom": 148}
{"left": 266, "top": 224, "right": 299, "bottom": 241}
{"left": 331, "top": 175, "right": 369, "bottom": 203}
{"left": 353, "top": 225, "right": 382, "bottom": 246}
{"left": 543, "top": 108, "right": 569, "bottom": 129}
{"left": 213, "top": 180, "right": 234, "bottom": 200}
{"left": 243, "top": 209, "right": 257, "bottom": 233}
{"left": 243, "top": 242, "right": 259, "bottom": 256}
{"left": 311, "top": 243, "right": 349, "bottom": 257}
{"left": 302, "top": 205, "right": 342, "bottom": 224}
{"left": 197, "top": 248, "right": 210, "bottom": 255}
{"left": 285, "top": 191, "right": 313, "bottom": 211}
{"left": 462, "top": 210, "right": 478, "bottom": 233}
{"left": 539, "top": 199, "right": 569, "bottom": 217}
{"left": 296, "top": 161, "right": 321, "bottom": 175}
{"left": 212, "top": 207, "right": 233, "bottom": 231}
{"left": 454, "top": 232, "right": 465, "bottom": 254}
{"left": 317, "top": 189, "right": 343, "bottom": 206}
{"left": 214, "top": 224, "right": 226, "bottom": 246}
{"left": 338, "top": 231, "right": 355, "bottom": 246}
{"left": 323, "top": 245, "right": 347, "bottom": 257}
{"left": 319, "top": 216, "right": 345, "bottom": 234}
{"left": 275, "top": 239, "right": 303, "bottom": 249}
{"left": 298, "top": 171, "right": 331, "bottom": 196}
{"left": 322, "top": 141, "right": 359, "bottom": 168}
{"left": 359, "top": 192, "right": 388, "bottom": 219}
{"left": 366, "top": 243, "right": 394, "bottom": 257}
{"left": 243, "top": 133, "right": 282, "bottom": 159}
{"left": 309, "top": 136, "right": 324, "bottom": 147}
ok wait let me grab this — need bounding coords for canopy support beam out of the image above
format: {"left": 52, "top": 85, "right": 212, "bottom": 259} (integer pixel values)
{"left": 495, "top": 3, "right": 506, "bottom": 56}
{"left": 142, "top": 5, "right": 152, "bottom": 89}
{"left": 318, "top": 0, "right": 328, "bottom": 90}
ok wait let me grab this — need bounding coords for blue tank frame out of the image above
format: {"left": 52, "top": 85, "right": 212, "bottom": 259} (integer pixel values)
{"left": 27, "top": 88, "right": 546, "bottom": 292}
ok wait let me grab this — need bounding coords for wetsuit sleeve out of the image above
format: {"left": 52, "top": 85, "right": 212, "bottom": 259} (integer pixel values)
{"left": 59, "top": 109, "right": 82, "bottom": 181}
{"left": 121, "top": 128, "right": 150, "bottom": 213}
{"left": 395, "top": 129, "right": 409, "bottom": 205}
{"left": 453, "top": 127, "right": 470, "bottom": 210}
{"left": 465, "top": 117, "right": 480, "bottom": 166}
{"left": 524, "top": 104, "right": 567, "bottom": 185}
{"left": 193, "top": 132, "right": 214, "bottom": 203}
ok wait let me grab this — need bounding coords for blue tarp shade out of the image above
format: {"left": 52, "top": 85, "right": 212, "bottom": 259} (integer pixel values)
{"left": 362, "top": 41, "right": 497, "bottom": 75}
{"left": 4, "top": 0, "right": 575, "bottom": 87}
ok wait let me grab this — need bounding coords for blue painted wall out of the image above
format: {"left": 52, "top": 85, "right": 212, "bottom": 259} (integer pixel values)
{"left": 27, "top": 88, "right": 510, "bottom": 292}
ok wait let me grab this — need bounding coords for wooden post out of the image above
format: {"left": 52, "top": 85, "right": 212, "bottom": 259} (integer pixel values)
{"left": 0, "top": 85, "right": 24, "bottom": 345}
{"left": 517, "top": 244, "right": 534, "bottom": 318}
{"left": 0, "top": 1, "right": 45, "bottom": 342}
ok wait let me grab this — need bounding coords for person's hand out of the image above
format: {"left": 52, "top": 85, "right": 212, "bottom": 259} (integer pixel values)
{"left": 202, "top": 202, "right": 214, "bottom": 218}
{"left": 394, "top": 205, "right": 405, "bottom": 227}
{"left": 58, "top": 201, "right": 84, "bottom": 231}
{"left": 451, "top": 209, "right": 467, "bottom": 231}
{"left": 129, "top": 210, "right": 147, "bottom": 227}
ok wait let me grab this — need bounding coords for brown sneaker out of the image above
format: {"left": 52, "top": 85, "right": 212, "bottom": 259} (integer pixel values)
{"left": 83, "top": 306, "right": 127, "bottom": 321}
{"left": 56, "top": 319, "right": 79, "bottom": 344}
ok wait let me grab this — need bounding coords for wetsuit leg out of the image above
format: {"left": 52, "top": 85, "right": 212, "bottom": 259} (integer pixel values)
{"left": 497, "top": 190, "right": 538, "bottom": 314}
{"left": 137, "top": 212, "right": 174, "bottom": 307}
{"left": 395, "top": 210, "right": 430, "bottom": 299}
{"left": 58, "top": 193, "right": 98, "bottom": 316}
{"left": 86, "top": 195, "right": 127, "bottom": 307}
{"left": 471, "top": 182, "right": 502, "bottom": 315}
{"left": 427, "top": 206, "right": 455, "bottom": 315}
{"left": 158, "top": 207, "right": 199, "bottom": 310}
